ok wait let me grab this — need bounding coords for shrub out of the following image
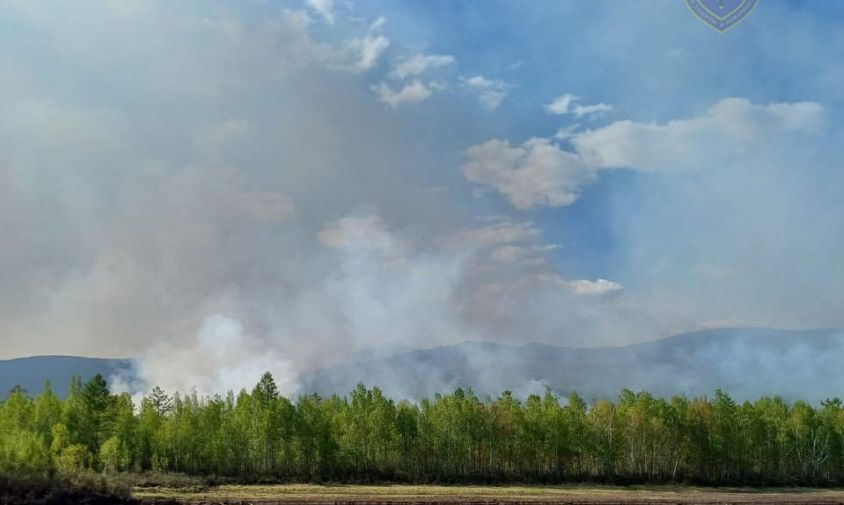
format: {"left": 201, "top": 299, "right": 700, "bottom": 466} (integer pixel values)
{"left": 0, "top": 429, "right": 50, "bottom": 478}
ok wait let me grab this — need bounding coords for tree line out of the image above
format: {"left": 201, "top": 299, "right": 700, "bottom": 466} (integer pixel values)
{"left": 2, "top": 372, "right": 844, "bottom": 486}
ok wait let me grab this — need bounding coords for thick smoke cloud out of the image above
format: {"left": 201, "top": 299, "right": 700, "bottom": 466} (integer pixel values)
{"left": 1, "top": 1, "right": 843, "bottom": 399}
{"left": 0, "top": 1, "right": 647, "bottom": 386}
{"left": 112, "top": 315, "right": 298, "bottom": 399}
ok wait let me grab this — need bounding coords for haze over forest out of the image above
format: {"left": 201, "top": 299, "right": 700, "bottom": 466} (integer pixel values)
{"left": 5, "top": 327, "right": 844, "bottom": 403}
{"left": 2, "top": 0, "right": 844, "bottom": 401}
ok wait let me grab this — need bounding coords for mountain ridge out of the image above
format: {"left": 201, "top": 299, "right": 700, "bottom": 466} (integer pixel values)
{"left": 0, "top": 355, "right": 132, "bottom": 397}
{"left": 300, "top": 327, "right": 844, "bottom": 402}
{"left": 3, "top": 327, "right": 842, "bottom": 401}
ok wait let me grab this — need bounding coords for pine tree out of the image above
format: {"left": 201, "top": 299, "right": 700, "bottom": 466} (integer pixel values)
{"left": 148, "top": 386, "right": 172, "bottom": 416}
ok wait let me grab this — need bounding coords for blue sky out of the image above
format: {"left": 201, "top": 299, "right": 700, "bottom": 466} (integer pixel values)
{"left": 335, "top": 0, "right": 844, "bottom": 274}
{"left": 1, "top": 0, "right": 843, "bottom": 393}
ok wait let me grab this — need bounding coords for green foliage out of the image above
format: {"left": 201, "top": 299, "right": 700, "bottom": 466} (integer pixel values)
{"left": 100, "top": 436, "right": 130, "bottom": 474}
{"left": 0, "top": 428, "right": 50, "bottom": 478}
{"left": 5, "top": 371, "right": 844, "bottom": 486}
{"left": 54, "top": 444, "right": 93, "bottom": 475}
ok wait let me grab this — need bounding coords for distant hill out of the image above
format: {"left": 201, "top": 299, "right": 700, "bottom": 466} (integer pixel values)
{"left": 4, "top": 328, "right": 843, "bottom": 402}
{"left": 300, "top": 328, "right": 844, "bottom": 402}
{"left": 0, "top": 355, "right": 130, "bottom": 397}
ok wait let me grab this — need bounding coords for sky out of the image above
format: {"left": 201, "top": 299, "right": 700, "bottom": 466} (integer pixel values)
{"left": 1, "top": 0, "right": 844, "bottom": 395}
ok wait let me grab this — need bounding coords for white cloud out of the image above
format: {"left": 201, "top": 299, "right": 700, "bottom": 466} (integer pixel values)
{"left": 461, "top": 138, "right": 598, "bottom": 209}
{"left": 372, "top": 80, "right": 433, "bottom": 107}
{"left": 572, "top": 102, "right": 613, "bottom": 117}
{"left": 461, "top": 75, "right": 511, "bottom": 111}
{"left": 464, "top": 98, "right": 826, "bottom": 209}
{"left": 572, "top": 98, "right": 824, "bottom": 171}
{"left": 306, "top": 0, "right": 334, "bottom": 25}
{"left": 370, "top": 16, "right": 386, "bottom": 32}
{"left": 545, "top": 93, "right": 613, "bottom": 118}
{"left": 489, "top": 272, "right": 624, "bottom": 297}
{"left": 345, "top": 34, "right": 391, "bottom": 72}
{"left": 377, "top": 53, "right": 452, "bottom": 106}
{"left": 186, "top": 6, "right": 389, "bottom": 76}
{"left": 563, "top": 278, "right": 625, "bottom": 296}
{"left": 544, "top": 94, "right": 578, "bottom": 115}
{"left": 316, "top": 15, "right": 390, "bottom": 73}
{"left": 391, "top": 54, "right": 455, "bottom": 79}
{"left": 553, "top": 124, "right": 580, "bottom": 141}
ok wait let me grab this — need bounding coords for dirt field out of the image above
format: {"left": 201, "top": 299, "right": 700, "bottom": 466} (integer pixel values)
{"left": 134, "top": 484, "right": 844, "bottom": 504}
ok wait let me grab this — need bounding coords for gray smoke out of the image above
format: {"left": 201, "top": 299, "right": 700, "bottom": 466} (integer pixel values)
{"left": 1, "top": 1, "right": 843, "bottom": 400}
{"left": 302, "top": 328, "right": 844, "bottom": 403}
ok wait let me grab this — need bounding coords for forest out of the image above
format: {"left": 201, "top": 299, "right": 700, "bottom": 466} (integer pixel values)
{"left": 2, "top": 372, "right": 844, "bottom": 487}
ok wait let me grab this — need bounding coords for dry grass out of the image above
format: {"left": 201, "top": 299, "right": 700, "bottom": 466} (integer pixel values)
{"left": 134, "top": 483, "right": 844, "bottom": 504}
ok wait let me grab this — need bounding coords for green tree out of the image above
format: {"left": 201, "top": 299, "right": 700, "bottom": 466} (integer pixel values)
{"left": 148, "top": 386, "right": 172, "bottom": 416}
{"left": 80, "top": 374, "right": 114, "bottom": 457}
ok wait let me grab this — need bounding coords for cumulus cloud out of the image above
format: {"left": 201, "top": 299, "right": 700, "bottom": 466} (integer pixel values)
{"left": 553, "top": 124, "right": 580, "bottom": 141}
{"left": 461, "top": 138, "right": 598, "bottom": 209}
{"left": 391, "top": 54, "right": 455, "bottom": 79}
{"left": 354, "top": 35, "right": 391, "bottom": 71}
{"left": 461, "top": 75, "right": 511, "bottom": 111}
{"left": 369, "top": 16, "right": 386, "bottom": 32}
{"left": 463, "top": 98, "right": 826, "bottom": 209}
{"left": 372, "top": 80, "right": 433, "bottom": 107}
{"left": 306, "top": 0, "right": 334, "bottom": 25}
{"left": 545, "top": 94, "right": 613, "bottom": 118}
{"left": 373, "top": 53, "right": 454, "bottom": 106}
{"left": 572, "top": 98, "right": 825, "bottom": 171}
{"left": 332, "top": 33, "right": 391, "bottom": 72}
{"left": 493, "top": 272, "right": 624, "bottom": 298}
{"left": 558, "top": 277, "right": 624, "bottom": 296}
{"left": 301, "top": 9, "right": 390, "bottom": 72}
{"left": 544, "top": 94, "right": 578, "bottom": 115}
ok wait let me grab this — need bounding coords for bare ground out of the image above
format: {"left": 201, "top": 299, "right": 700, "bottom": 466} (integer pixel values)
{"left": 133, "top": 484, "right": 844, "bottom": 505}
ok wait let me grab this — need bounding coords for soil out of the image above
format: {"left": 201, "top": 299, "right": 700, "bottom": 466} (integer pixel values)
{"left": 132, "top": 485, "right": 844, "bottom": 505}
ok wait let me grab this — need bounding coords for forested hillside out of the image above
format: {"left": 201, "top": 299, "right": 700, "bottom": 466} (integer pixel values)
{"left": 3, "top": 372, "right": 844, "bottom": 486}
